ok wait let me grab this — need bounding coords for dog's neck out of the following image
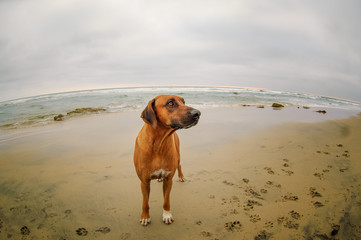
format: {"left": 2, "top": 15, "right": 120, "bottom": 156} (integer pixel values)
{"left": 145, "top": 123, "right": 176, "bottom": 153}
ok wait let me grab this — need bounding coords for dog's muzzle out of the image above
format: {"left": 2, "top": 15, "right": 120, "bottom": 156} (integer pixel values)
{"left": 171, "top": 109, "right": 201, "bottom": 130}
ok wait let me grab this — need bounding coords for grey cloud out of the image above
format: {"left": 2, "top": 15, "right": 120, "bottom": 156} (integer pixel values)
{"left": 0, "top": 0, "right": 360, "bottom": 102}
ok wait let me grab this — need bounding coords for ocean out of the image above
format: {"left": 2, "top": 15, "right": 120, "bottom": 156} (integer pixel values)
{"left": 1, "top": 86, "right": 360, "bottom": 129}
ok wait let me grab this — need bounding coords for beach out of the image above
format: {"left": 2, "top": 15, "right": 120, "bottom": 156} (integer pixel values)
{"left": 0, "top": 106, "right": 360, "bottom": 239}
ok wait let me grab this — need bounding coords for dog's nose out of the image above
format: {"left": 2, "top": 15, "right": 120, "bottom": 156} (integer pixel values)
{"left": 190, "top": 109, "right": 201, "bottom": 119}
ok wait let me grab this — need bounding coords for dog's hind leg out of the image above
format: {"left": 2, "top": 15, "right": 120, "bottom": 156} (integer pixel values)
{"left": 177, "top": 163, "right": 185, "bottom": 182}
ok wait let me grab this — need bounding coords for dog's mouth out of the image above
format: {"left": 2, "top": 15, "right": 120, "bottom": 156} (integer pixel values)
{"left": 170, "top": 109, "right": 201, "bottom": 130}
{"left": 183, "top": 117, "right": 199, "bottom": 129}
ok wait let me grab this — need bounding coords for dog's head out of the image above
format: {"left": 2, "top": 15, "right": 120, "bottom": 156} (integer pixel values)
{"left": 141, "top": 95, "right": 201, "bottom": 130}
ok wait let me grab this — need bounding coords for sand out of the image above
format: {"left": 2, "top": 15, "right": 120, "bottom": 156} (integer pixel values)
{"left": 0, "top": 107, "right": 360, "bottom": 239}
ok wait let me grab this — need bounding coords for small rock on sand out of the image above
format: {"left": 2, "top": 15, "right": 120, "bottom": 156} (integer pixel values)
{"left": 272, "top": 103, "right": 284, "bottom": 108}
{"left": 54, "top": 114, "right": 64, "bottom": 121}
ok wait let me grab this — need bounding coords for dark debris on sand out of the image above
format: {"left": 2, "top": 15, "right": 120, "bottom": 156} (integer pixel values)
{"left": 54, "top": 108, "right": 106, "bottom": 121}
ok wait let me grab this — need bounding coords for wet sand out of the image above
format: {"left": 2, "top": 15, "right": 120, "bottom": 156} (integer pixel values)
{"left": 0, "top": 107, "right": 360, "bottom": 239}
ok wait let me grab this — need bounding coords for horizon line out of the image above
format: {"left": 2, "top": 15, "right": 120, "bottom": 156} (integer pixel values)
{"left": 1, "top": 85, "right": 361, "bottom": 105}
{"left": 0, "top": 85, "right": 268, "bottom": 103}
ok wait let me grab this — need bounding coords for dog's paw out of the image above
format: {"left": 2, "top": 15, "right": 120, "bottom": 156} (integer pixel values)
{"left": 179, "top": 177, "right": 185, "bottom": 182}
{"left": 162, "top": 210, "right": 174, "bottom": 224}
{"left": 140, "top": 218, "right": 151, "bottom": 226}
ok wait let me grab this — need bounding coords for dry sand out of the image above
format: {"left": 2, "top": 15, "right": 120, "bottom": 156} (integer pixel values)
{"left": 0, "top": 107, "right": 360, "bottom": 239}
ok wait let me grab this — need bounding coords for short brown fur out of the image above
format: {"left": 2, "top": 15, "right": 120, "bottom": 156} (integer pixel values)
{"left": 134, "top": 95, "right": 200, "bottom": 225}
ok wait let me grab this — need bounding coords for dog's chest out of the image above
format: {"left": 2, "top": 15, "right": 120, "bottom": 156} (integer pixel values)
{"left": 150, "top": 169, "right": 171, "bottom": 179}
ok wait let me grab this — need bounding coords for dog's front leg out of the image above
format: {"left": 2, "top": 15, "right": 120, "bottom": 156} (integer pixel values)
{"left": 140, "top": 180, "right": 151, "bottom": 226}
{"left": 162, "top": 178, "right": 174, "bottom": 224}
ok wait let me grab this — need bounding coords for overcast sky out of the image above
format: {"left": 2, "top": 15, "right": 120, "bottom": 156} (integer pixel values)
{"left": 1, "top": 0, "right": 360, "bottom": 102}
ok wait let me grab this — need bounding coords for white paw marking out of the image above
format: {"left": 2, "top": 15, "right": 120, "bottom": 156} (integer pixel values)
{"left": 140, "top": 218, "right": 151, "bottom": 226}
{"left": 162, "top": 210, "right": 174, "bottom": 224}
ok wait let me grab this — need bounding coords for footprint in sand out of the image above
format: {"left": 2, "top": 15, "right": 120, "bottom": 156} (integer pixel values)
{"left": 309, "top": 187, "right": 322, "bottom": 198}
{"left": 339, "top": 167, "right": 349, "bottom": 172}
{"left": 283, "top": 220, "right": 299, "bottom": 229}
{"left": 243, "top": 199, "right": 263, "bottom": 211}
{"left": 264, "top": 221, "right": 274, "bottom": 228}
{"left": 200, "top": 231, "right": 213, "bottom": 237}
{"left": 282, "top": 158, "right": 290, "bottom": 166}
{"left": 224, "top": 221, "right": 242, "bottom": 232}
{"left": 222, "top": 180, "right": 235, "bottom": 186}
{"left": 313, "top": 201, "right": 325, "bottom": 208}
{"left": 282, "top": 193, "right": 298, "bottom": 201}
{"left": 20, "top": 226, "right": 30, "bottom": 235}
{"left": 95, "top": 227, "right": 111, "bottom": 234}
{"left": 342, "top": 151, "right": 350, "bottom": 158}
{"left": 120, "top": 233, "right": 130, "bottom": 240}
{"left": 260, "top": 189, "right": 268, "bottom": 194}
{"left": 242, "top": 178, "right": 250, "bottom": 184}
{"left": 289, "top": 210, "right": 302, "bottom": 220}
{"left": 264, "top": 167, "right": 275, "bottom": 175}
{"left": 266, "top": 181, "right": 281, "bottom": 188}
{"left": 76, "top": 228, "right": 88, "bottom": 236}
{"left": 277, "top": 216, "right": 299, "bottom": 230}
{"left": 254, "top": 230, "right": 272, "bottom": 240}
{"left": 281, "top": 169, "right": 294, "bottom": 176}
{"left": 250, "top": 214, "right": 261, "bottom": 223}
{"left": 244, "top": 186, "right": 264, "bottom": 199}
{"left": 313, "top": 172, "right": 324, "bottom": 180}
{"left": 331, "top": 224, "right": 340, "bottom": 236}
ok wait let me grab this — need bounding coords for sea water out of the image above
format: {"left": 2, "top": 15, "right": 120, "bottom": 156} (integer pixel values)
{"left": 1, "top": 86, "right": 360, "bottom": 128}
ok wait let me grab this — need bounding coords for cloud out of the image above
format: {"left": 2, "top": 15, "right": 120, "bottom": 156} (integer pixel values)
{"left": 0, "top": 0, "right": 360, "bottom": 102}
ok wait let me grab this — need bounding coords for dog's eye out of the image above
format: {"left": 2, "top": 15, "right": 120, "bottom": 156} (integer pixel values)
{"left": 167, "top": 101, "right": 175, "bottom": 107}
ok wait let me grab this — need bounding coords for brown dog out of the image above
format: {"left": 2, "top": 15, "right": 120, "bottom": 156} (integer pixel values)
{"left": 134, "top": 95, "right": 201, "bottom": 226}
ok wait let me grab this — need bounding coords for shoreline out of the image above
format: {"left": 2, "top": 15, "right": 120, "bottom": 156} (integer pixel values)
{"left": 0, "top": 107, "right": 360, "bottom": 239}
{"left": 1, "top": 104, "right": 359, "bottom": 133}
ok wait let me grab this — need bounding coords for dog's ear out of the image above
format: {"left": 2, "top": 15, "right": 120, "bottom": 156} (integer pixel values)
{"left": 141, "top": 98, "right": 157, "bottom": 129}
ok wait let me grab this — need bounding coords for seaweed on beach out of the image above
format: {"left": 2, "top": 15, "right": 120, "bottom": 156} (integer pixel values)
{"left": 54, "top": 108, "right": 106, "bottom": 121}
